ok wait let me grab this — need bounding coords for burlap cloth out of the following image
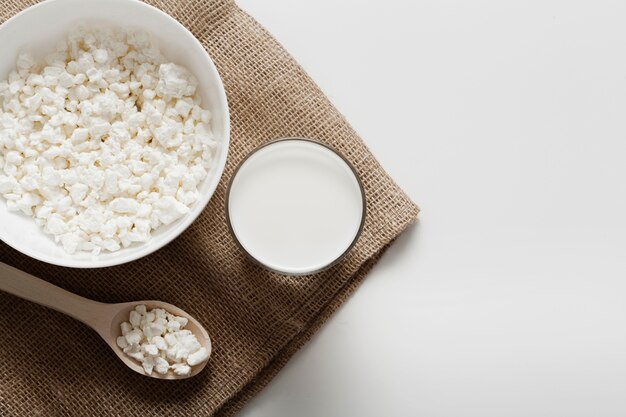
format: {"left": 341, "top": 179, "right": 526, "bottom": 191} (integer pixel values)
{"left": 0, "top": 0, "right": 418, "bottom": 415}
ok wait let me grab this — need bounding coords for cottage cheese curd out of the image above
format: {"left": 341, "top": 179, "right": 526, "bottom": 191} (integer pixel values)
{"left": 117, "top": 304, "right": 210, "bottom": 376}
{"left": 0, "top": 26, "right": 219, "bottom": 254}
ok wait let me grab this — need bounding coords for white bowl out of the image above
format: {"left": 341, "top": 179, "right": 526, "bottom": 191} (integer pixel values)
{"left": 0, "top": 0, "right": 230, "bottom": 268}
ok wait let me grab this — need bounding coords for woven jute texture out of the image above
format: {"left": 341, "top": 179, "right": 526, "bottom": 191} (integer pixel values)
{"left": 0, "top": 1, "right": 418, "bottom": 416}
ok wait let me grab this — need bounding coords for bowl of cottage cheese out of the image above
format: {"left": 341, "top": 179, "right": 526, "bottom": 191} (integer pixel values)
{"left": 0, "top": 0, "right": 230, "bottom": 267}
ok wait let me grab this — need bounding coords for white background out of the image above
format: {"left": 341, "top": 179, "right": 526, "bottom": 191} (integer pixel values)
{"left": 236, "top": 1, "right": 626, "bottom": 416}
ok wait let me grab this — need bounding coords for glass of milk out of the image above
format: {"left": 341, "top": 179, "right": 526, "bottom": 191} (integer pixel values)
{"left": 226, "top": 138, "right": 366, "bottom": 275}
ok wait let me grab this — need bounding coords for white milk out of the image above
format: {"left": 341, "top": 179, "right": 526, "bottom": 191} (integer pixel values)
{"left": 227, "top": 139, "right": 364, "bottom": 275}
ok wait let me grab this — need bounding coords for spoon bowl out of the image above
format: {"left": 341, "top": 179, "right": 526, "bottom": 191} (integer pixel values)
{"left": 0, "top": 262, "right": 212, "bottom": 379}
{"left": 107, "top": 301, "right": 212, "bottom": 379}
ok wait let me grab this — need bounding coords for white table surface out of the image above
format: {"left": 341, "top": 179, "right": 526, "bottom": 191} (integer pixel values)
{"left": 235, "top": 1, "right": 626, "bottom": 416}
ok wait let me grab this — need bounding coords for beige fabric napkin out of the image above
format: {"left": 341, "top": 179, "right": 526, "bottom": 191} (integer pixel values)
{"left": 0, "top": 1, "right": 419, "bottom": 415}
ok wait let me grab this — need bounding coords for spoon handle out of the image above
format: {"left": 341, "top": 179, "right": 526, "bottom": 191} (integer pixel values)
{"left": 0, "top": 262, "right": 110, "bottom": 330}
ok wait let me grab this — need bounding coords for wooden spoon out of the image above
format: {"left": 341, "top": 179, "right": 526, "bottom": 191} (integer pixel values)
{"left": 0, "top": 261, "right": 211, "bottom": 379}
